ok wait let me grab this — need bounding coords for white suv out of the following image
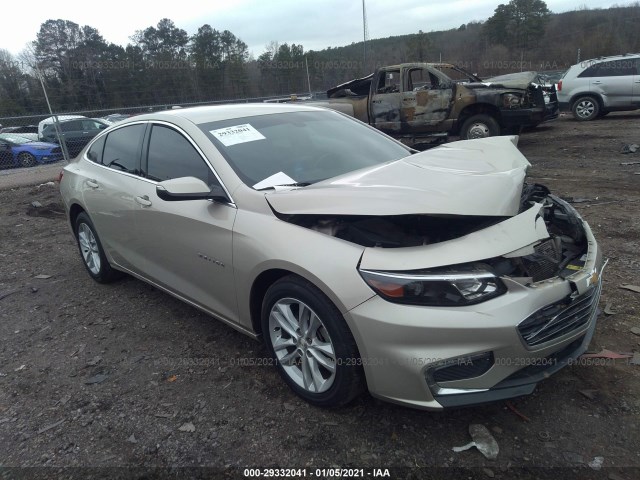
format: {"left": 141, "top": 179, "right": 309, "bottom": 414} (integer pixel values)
{"left": 558, "top": 54, "right": 640, "bottom": 120}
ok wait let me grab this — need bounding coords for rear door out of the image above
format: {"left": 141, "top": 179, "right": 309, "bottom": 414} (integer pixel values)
{"left": 80, "top": 123, "right": 147, "bottom": 269}
{"left": 588, "top": 59, "right": 636, "bottom": 107}
{"left": 131, "top": 123, "right": 239, "bottom": 322}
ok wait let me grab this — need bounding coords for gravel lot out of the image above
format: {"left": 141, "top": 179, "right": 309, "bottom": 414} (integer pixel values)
{"left": 1, "top": 113, "right": 639, "bottom": 479}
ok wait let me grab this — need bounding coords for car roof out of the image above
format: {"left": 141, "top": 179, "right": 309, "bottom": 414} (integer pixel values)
{"left": 578, "top": 53, "right": 640, "bottom": 64}
{"left": 127, "top": 103, "right": 327, "bottom": 125}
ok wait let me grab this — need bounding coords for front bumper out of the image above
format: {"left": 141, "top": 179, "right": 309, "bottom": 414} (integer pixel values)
{"left": 345, "top": 219, "right": 603, "bottom": 410}
{"left": 500, "top": 107, "right": 547, "bottom": 128}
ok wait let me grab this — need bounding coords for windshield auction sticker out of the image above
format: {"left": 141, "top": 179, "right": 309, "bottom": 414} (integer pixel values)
{"left": 210, "top": 124, "right": 266, "bottom": 147}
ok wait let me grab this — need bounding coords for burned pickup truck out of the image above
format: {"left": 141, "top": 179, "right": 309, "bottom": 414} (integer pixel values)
{"left": 317, "top": 63, "right": 558, "bottom": 147}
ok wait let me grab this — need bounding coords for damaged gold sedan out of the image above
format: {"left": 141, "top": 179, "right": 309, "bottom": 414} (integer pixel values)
{"left": 60, "top": 104, "right": 601, "bottom": 410}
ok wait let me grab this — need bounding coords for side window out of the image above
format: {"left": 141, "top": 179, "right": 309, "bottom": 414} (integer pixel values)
{"left": 578, "top": 63, "right": 599, "bottom": 77}
{"left": 409, "top": 69, "right": 439, "bottom": 90}
{"left": 146, "top": 125, "right": 219, "bottom": 187}
{"left": 376, "top": 70, "right": 401, "bottom": 94}
{"left": 82, "top": 120, "right": 103, "bottom": 131}
{"left": 61, "top": 121, "right": 79, "bottom": 132}
{"left": 86, "top": 135, "right": 106, "bottom": 163}
{"left": 596, "top": 60, "right": 635, "bottom": 77}
{"left": 102, "top": 124, "right": 145, "bottom": 173}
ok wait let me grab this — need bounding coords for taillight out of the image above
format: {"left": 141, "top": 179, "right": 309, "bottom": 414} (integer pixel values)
{"left": 57, "top": 170, "right": 64, "bottom": 182}
{"left": 557, "top": 80, "right": 562, "bottom": 92}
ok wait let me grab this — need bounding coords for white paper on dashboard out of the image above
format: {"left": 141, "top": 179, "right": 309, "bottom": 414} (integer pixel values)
{"left": 210, "top": 124, "right": 266, "bottom": 147}
{"left": 252, "top": 172, "right": 296, "bottom": 190}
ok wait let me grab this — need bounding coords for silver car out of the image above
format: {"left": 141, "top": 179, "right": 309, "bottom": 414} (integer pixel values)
{"left": 60, "top": 104, "right": 604, "bottom": 410}
{"left": 558, "top": 53, "right": 640, "bottom": 120}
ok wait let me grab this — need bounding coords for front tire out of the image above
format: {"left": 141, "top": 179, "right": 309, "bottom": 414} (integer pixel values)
{"left": 261, "top": 275, "right": 364, "bottom": 407}
{"left": 18, "top": 152, "right": 36, "bottom": 168}
{"left": 74, "top": 212, "right": 121, "bottom": 283}
{"left": 460, "top": 114, "right": 500, "bottom": 139}
{"left": 572, "top": 96, "right": 600, "bottom": 121}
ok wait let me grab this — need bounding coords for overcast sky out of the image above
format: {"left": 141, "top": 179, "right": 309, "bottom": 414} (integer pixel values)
{"left": 0, "top": 0, "right": 626, "bottom": 58}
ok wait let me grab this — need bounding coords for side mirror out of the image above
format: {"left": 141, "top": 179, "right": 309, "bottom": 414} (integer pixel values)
{"left": 156, "top": 176, "right": 229, "bottom": 203}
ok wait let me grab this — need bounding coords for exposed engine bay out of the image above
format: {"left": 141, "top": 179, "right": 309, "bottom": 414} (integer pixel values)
{"left": 278, "top": 183, "right": 588, "bottom": 285}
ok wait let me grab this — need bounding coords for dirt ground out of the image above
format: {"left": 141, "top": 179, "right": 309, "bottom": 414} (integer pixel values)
{"left": 1, "top": 113, "right": 639, "bottom": 480}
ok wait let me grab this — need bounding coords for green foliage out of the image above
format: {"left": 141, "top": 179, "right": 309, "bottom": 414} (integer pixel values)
{"left": 484, "top": 0, "right": 551, "bottom": 50}
{"left": 1, "top": 3, "right": 639, "bottom": 117}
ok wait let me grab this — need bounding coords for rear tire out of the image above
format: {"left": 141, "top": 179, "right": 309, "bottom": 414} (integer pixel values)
{"left": 261, "top": 275, "right": 364, "bottom": 407}
{"left": 572, "top": 96, "right": 600, "bottom": 121}
{"left": 460, "top": 114, "right": 500, "bottom": 139}
{"left": 74, "top": 212, "right": 121, "bottom": 283}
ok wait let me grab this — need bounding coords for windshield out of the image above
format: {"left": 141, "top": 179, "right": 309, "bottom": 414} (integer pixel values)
{"left": 198, "top": 110, "right": 410, "bottom": 189}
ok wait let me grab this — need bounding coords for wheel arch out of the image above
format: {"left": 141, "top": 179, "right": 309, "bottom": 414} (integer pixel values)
{"left": 454, "top": 103, "right": 502, "bottom": 134}
{"left": 248, "top": 265, "right": 360, "bottom": 338}
{"left": 569, "top": 92, "right": 604, "bottom": 110}
{"left": 69, "top": 203, "right": 86, "bottom": 233}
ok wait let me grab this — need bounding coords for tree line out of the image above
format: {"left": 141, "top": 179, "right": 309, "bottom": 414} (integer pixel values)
{"left": 1, "top": 1, "right": 639, "bottom": 118}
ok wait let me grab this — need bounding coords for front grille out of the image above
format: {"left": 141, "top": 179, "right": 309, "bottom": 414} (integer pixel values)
{"left": 432, "top": 352, "right": 494, "bottom": 383}
{"left": 518, "top": 283, "right": 600, "bottom": 347}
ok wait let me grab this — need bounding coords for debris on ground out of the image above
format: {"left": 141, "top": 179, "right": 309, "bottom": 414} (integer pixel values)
{"left": 588, "top": 456, "right": 605, "bottom": 470}
{"left": 31, "top": 200, "right": 42, "bottom": 208}
{"left": 166, "top": 374, "right": 178, "bottom": 382}
{"left": 629, "top": 352, "right": 640, "bottom": 366}
{"left": 178, "top": 422, "right": 196, "bottom": 433}
{"left": 126, "top": 434, "right": 138, "bottom": 444}
{"left": 86, "top": 355, "right": 102, "bottom": 366}
{"left": 37, "top": 181, "right": 56, "bottom": 188}
{"left": 631, "top": 327, "right": 640, "bottom": 336}
{"left": 37, "top": 419, "right": 65, "bottom": 435}
{"left": 620, "top": 161, "right": 640, "bottom": 165}
{"left": 34, "top": 274, "right": 52, "bottom": 279}
{"left": 85, "top": 373, "right": 109, "bottom": 385}
{"left": 620, "top": 144, "right": 639, "bottom": 154}
{"left": 505, "top": 401, "right": 531, "bottom": 422}
{"left": 452, "top": 424, "right": 499, "bottom": 460}
{"left": 604, "top": 302, "right": 616, "bottom": 315}
{"left": 0, "top": 289, "right": 21, "bottom": 301}
{"left": 620, "top": 284, "right": 640, "bottom": 293}
{"left": 579, "top": 389, "right": 598, "bottom": 400}
{"left": 14, "top": 365, "right": 26, "bottom": 372}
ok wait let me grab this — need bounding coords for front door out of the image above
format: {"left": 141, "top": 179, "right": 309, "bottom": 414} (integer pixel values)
{"left": 131, "top": 123, "right": 239, "bottom": 322}
{"left": 401, "top": 67, "right": 453, "bottom": 132}
{"left": 371, "top": 69, "right": 402, "bottom": 133}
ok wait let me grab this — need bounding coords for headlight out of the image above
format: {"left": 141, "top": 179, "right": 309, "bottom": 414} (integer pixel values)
{"left": 502, "top": 93, "right": 523, "bottom": 108}
{"left": 359, "top": 265, "right": 507, "bottom": 306}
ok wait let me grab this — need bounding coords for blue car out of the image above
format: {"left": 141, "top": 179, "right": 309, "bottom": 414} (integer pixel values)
{"left": 0, "top": 133, "right": 63, "bottom": 168}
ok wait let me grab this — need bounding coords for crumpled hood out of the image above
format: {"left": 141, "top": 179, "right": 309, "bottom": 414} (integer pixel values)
{"left": 466, "top": 71, "right": 539, "bottom": 90}
{"left": 266, "top": 136, "right": 531, "bottom": 217}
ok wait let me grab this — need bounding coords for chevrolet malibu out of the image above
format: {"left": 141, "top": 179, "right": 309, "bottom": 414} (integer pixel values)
{"left": 59, "top": 104, "right": 604, "bottom": 410}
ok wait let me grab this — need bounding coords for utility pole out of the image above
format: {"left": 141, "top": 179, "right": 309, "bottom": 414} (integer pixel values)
{"left": 362, "top": 0, "right": 369, "bottom": 74}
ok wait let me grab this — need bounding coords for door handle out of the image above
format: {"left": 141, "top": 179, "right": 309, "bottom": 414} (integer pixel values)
{"left": 592, "top": 81, "right": 602, "bottom": 84}
{"left": 86, "top": 179, "right": 99, "bottom": 189}
{"left": 135, "top": 195, "right": 152, "bottom": 207}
